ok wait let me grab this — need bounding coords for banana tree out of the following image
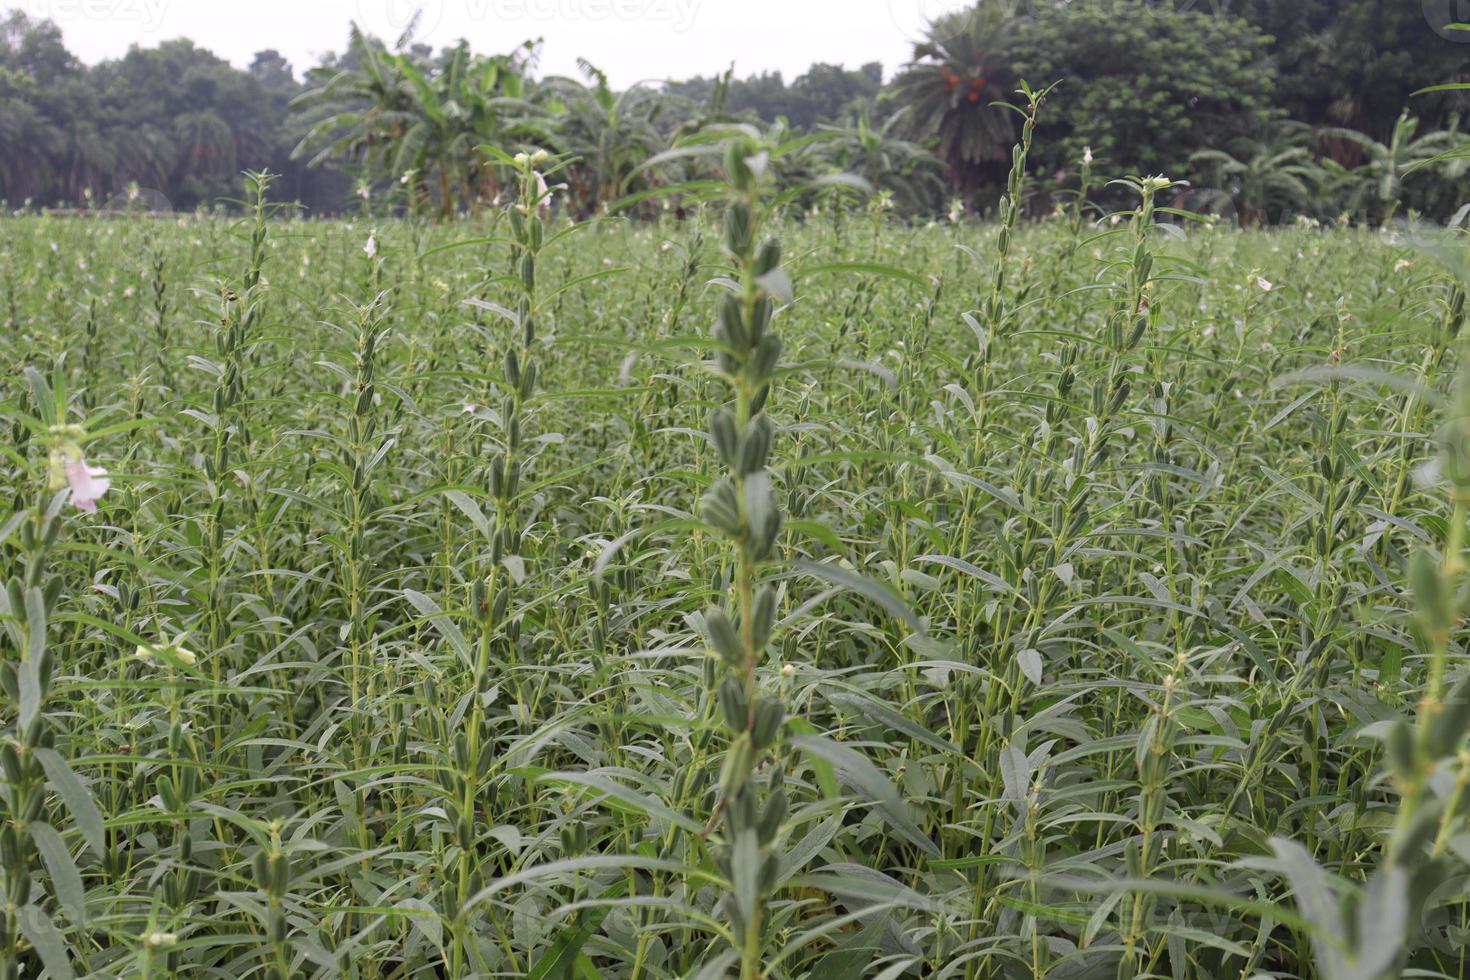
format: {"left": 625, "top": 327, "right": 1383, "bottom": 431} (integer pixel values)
{"left": 1320, "top": 111, "right": 1467, "bottom": 224}
{"left": 541, "top": 59, "right": 667, "bottom": 216}
{"left": 813, "top": 108, "right": 946, "bottom": 215}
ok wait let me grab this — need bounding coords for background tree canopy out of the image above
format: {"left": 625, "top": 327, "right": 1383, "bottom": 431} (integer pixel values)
{"left": 0, "top": 0, "right": 1466, "bottom": 221}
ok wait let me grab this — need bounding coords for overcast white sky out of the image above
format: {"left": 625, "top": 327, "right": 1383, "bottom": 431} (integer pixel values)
{"left": 14, "top": 0, "right": 971, "bottom": 84}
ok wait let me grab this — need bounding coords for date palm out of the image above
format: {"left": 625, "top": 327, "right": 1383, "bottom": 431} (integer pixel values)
{"left": 887, "top": 3, "right": 1023, "bottom": 194}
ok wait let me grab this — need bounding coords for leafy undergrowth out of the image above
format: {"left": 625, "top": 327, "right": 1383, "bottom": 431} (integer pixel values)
{"left": 2, "top": 179, "right": 1470, "bottom": 978}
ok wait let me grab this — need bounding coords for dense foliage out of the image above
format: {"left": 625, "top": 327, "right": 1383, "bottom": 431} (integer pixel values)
{"left": 4, "top": 120, "right": 1470, "bottom": 976}
{"left": 2, "top": 1, "right": 1467, "bottom": 222}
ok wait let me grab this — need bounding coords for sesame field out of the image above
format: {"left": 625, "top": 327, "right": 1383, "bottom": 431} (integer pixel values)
{"left": 4, "top": 162, "right": 1470, "bottom": 979}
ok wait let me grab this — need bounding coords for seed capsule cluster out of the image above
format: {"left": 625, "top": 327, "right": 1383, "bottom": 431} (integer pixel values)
{"left": 695, "top": 137, "right": 794, "bottom": 975}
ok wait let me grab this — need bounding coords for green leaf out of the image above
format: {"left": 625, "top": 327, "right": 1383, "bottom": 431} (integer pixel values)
{"left": 795, "top": 261, "right": 927, "bottom": 289}
{"left": 825, "top": 692, "right": 958, "bottom": 755}
{"left": 403, "top": 589, "right": 473, "bottom": 668}
{"left": 29, "top": 823, "right": 84, "bottom": 927}
{"left": 395, "top": 897, "right": 443, "bottom": 951}
{"left": 1269, "top": 837, "right": 1350, "bottom": 979}
{"left": 791, "top": 736, "right": 937, "bottom": 856}
{"left": 33, "top": 748, "right": 106, "bottom": 857}
{"left": 20, "top": 588, "right": 45, "bottom": 729}
{"left": 525, "top": 882, "right": 622, "bottom": 980}
{"left": 794, "top": 559, "right": 923, "bottom": 635}
{"left": 536, "top": 771, "right": 704, "bottom": 833}
{"left": 17, "top": 906, "right": 74, "bottom": 979}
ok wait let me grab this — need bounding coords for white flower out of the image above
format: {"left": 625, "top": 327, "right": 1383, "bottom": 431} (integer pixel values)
{"left": 1082, "top": 146, "right": 1093, "bottom": 165}
{"left": 357, "top": 184, "right": 371, "bottom": 200}
{"left": 135, "top": 643, "right": 197, "bottom": 667}
{"left": 142, "top": 931, "right": 179, "bottom": 949}
{"left": 65, "top": 458, "right": 109, "bottom": 513}
{"left": 535, "top": 171, "right": 552, "bottom": 209}
{"left": 514, "top": 151, "right": 531, "bottom": 165}
{"left": 1256, "top": 276, "right": 1274, "bottom": 292}
{"left": 1395, "top": 259, "right": 1414, "bottom": 273}
{"left": 364, "top": 231, "right": 377, "bottom": 259}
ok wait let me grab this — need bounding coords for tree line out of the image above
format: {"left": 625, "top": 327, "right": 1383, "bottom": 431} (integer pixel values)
{"left": 1, "top": 0, "right": 1467, "bottom": 223}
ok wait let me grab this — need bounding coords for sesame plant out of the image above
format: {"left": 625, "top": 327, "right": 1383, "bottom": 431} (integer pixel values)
{"left": 0, "top": 143, "right": 1469, "bottom": 980}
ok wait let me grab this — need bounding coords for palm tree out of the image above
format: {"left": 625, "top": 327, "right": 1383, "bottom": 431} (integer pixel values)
{"left": 0, "top": 93, "right": 60, "bottom": 202}
{"left": 1187, "top": 123, "right": 1326, "bottom": 225}
{"left": 290, "top": 26, "right": 421, "bottom": 205}
{"left": 542, "top": 59, "right": 667, "bottom": 215}
{"left": 1320, "top": 111, "right": 1467, "bottom": 224}
{"left": 814, "top": 108, "right": 946, "bottom": 214}
{"left": 887, "top": 4, "right": 1023, "bottom": 197}
{"left": 293, "top": 30, "right": 539, "bottom": 219}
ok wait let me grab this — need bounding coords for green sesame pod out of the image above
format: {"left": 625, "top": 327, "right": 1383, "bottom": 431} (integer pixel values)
{"left": 519, "top": 252, "right": 536, "bottom": 292}
{"left": 751, "top": 586, "right": 777, "bottom": 652}
{"left": 1386, "top": 719, "right": 1415, "bottom": 779}
{"left": 724, "top": 202, "right": 752, "bottom": 256}
{"left": 705, "top": 608, "right": 744, "bottom": 669}
{"left": 747, "top": 334, "right": 783, "bottom": 387}
{"left": 724, "top": 144, "right": 755, "bottom": 193}
{"left": 757, "top": 851, "right": 782, "bottom": 894}
{"left": 750, "top": 384, "right": 770, "bottom": 417}
{"left": 1429, "top": 675, "right": 1470, "bottom": 757}
{"left": 718, "top": 295, "right": 749, "bottom": 354}
{"left": 727, "top": 784, "right": 758, "bottom": 836}
{"left": 751, "top": 697, "right": 785, "bottom": 751}
{"left": 273, "top": 852, "right": 291, "bottom": 895}
{"left": 505, "top": 347, "right": 521, "bottom": 388}
{"left": 709, "top": 409, "right": 739, "bottom": 469}
{"left": 738, "top": 414, "right": 774, "bottom": 476}
{"left": 755, "top": 239, "right": 781, "bottom": 277}
{"left": 758, "top": 788, "right": 786, "bottom": 845}
{"left": 718, "top": 675, "right": 748, "bottom": 732}
{"left": 1411, "top": 550, "right": 1451, "bottom": 634}
{"left": 1393, "top": 802, "right": 1442, "bottom": 865}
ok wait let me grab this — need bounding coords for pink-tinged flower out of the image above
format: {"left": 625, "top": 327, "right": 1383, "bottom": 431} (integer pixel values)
{"left": 1256, "top": 276, "right": 1274, "bottom": 292}
{"left": 65, "top": 458, "right": 109, "bottom": 513}
{"left": 364, "top": 231, "right": 378, "bottom": 259}
{"left": 535, "top": 171, "right": 552, "bottom": 209}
